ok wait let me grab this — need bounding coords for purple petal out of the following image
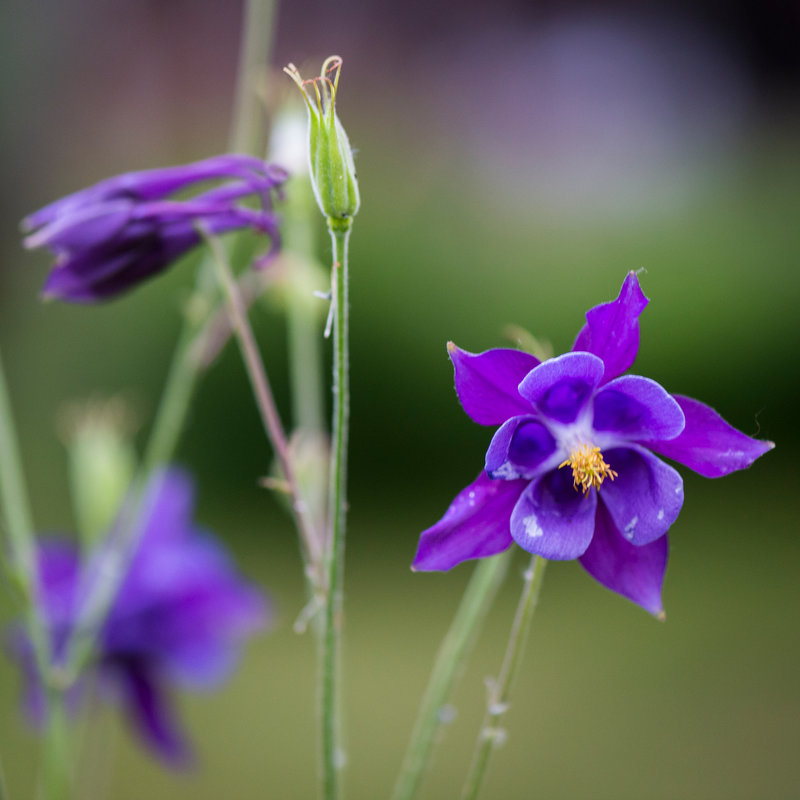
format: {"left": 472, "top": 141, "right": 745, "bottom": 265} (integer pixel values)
{"left": 645, "top": 395, "right": 774, "bottom": 478}
{"left": 113, "top": 545, "right": 268, "bottom": 687}
{"left": 518, "top": 352, "right": 604, "bottom": 424}
{"left": 599, "top": 447, "right": 683, "bottom": 546}
{"left": 113, "top": 661, "right": 190, "bottom": 766}
{"left": 572, "top": 271, "right": 649, "bottom": 383}
{"left": 485, "top": 416, "right": 557, "bottom": 480}
{"left": 448, "top": 344, "right": 540, "bottom": 426}
{"left": 593, "top": 375, "right": 685, "bottom": 442}
{"left": 412, "top": 472, "right": 525, "bottom": 571}
{"left": 509, "top": 469, "right": 597, "bottom": 559}
{"left": 24, "top": 201, "right": 133, "bottom": 252}
{"left": 22, "top": 154, "right": 284, "bottom": 232}
{"left": 41, "top": 240, "right": 157, "bottom": 301}
{"left": 579, "top": 500, "right": 668, "bottom": 616}
{"left": 135, "top": 469, "right": 196, "bottom": 548}
{"left": 36, "top": 538, "right": 81, "bottom": 625}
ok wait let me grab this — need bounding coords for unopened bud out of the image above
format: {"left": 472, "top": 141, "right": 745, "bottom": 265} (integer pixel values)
{"left": 284, "top": 56, "right": 360, "bottom": 225}
{"left": 59, "top": 397, "right": 137, "bottom": 548}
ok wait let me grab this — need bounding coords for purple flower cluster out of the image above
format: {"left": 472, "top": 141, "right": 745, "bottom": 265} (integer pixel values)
{"left": 12, "top": 469, "right": 267, "bottom": 764}
{"left": 22, "top": 155, "right": 288, "bottom": 302}
{"left": 413, "top": 273, "right": 772, "bottom": 615}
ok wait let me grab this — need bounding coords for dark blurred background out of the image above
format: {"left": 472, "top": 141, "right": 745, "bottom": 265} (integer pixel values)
{"left": 1, "top": 1, "right": 798, "bottom": 798}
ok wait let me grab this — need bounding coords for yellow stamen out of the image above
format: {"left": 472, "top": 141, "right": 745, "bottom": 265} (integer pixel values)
{"left": 559, "top": 444, "right": 618, "bottom": 495}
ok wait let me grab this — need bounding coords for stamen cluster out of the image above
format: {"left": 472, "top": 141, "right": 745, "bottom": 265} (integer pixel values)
{"left": 559, "top": 444, "right": 618, "bottom": 494}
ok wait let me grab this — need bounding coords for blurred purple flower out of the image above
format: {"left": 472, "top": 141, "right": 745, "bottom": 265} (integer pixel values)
{"left": 413, "top": 272, "right": 773, "bottom": 616}
{"left": 10, "top": 468, "right": 267, "bottom": 764}
{"left": 22, "top": 154, "right": 288, "bottom": 302}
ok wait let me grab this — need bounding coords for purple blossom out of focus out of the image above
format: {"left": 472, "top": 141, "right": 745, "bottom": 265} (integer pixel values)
{"left": 413, "top": 273, "right": 773, "bottom": 616}
{"left": 21, "top": 154, "right": 288, "bottom": 303}
{"left": 9, "top": 468, "right": 268, "bottom": 765}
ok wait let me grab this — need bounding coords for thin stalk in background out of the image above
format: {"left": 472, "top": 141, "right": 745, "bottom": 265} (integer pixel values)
{"left": 58, "top": 0, "right": 281, "bottom": 734}
{"left": 201, "top": 226, "right": 324, "bottom": 575}
{"left": 0, "top": 349, "right": 70, "bottom": 800}
{"left": 391, "top": 550, "right": 513, "bottom": 800}
{"left": 229, "top": 0, "right": 276, "bottom": 155}
{"left": 0, "top": 348, "right": 49, "bottom": 672}
{"left": 40, "top": 692, "right": 70, "bottom": 800}
{"left": 461, "top": 555, "right": 547, "bottom": 800}
{"left": 321, "top": 219, "right": 352, "bottom": 800}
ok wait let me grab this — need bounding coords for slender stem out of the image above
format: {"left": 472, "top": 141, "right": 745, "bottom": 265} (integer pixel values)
{"left": 0, "top": 755, "right": 7, "bottom": 800}
{"left": 200, "top": 227, "right": 323, "bottom": 572}
{"left": 0, "top": 348, "right": 36, "bottom": 579}
{"left": 391, "top": 551, "right": 513, "bottom": 800}
{"left": 40, "top": 691, "right": 71, "bottom": 800}
{"left": 461, "top": 555, "right": 547, "bottom": 800}
{"left": 141, "top": 298, "right": 209, "bottom": 475}
{"left": 321, "top": 219, "right": 352, "bottom": 800}
{"left": 0, "top": 348, "right": 53, "bottom": 693}
{"left": 0, "top": 350, "right": 68, "bottom": 800}
{"left": 229, "top": 0, "right": 277, "bottom": 155}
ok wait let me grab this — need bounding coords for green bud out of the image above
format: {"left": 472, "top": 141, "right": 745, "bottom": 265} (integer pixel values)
{"left": 284, "top": 56, "right": 360, "bottom": 224}
{"left": 60, "top": 397, "right": 137, "bottom": 549}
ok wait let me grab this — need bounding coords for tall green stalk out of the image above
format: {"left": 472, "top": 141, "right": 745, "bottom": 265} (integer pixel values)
{"left": 391, "top": 551, "right": 513, "bottom": 800}
{"left": 229, "top": 0, "right": 276, "bottom": 155}
{"left": 461, "top": 555, "right": 547, "bottom": 800}
{"left": 321, "top": 219, "right": 352, "bottom": 800}
{"left": 0, "top": 348, "right": 67, "bottom": 799}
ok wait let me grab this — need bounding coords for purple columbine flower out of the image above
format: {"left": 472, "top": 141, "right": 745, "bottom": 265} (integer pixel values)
{"left": 413, "top": 272, "right": 773, "bottom": 616}
{"left": 21, "top": 154, "right": 288, "bottom": 302}
{"left": 9, "top": 468, "right": 267, "bottom": 764}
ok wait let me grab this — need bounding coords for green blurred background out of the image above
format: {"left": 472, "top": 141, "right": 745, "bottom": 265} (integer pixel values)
{"left": 1, "top": 1, "right": 798, "bottom": 798}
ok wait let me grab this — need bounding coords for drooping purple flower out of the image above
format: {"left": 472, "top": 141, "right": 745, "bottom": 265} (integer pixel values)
{"left": 22, "top": 154, "right": 288, "bottom": 303}
{"left": 9, "top": 468, "right": 267, "bottom": 764}
{"left": 413, "top": 272, "right": 773, "bottom": 616}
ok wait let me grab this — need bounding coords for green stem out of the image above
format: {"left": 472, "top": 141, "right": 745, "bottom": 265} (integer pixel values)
{"left": 0, "top": 347, "right": 57, "bottom": 704}
{"left": 391, "top": 551, "right": 513, "bottom": 800}
{"left": 321, "top": 219, "right": 352, "bottom": 800}
{"left": 0, "top": 348, "right": 36, "bottom": 581}
{"left": 40, "top": 691, "right": 71, "bottom": 800}
{"left": 201, "top": 227, "right": 323, "bottom": 573}
{"left": 141, "top": 287, "right": 212, "bottom": 474}
{"left": 229, "top": 0, "right": 277, "bottom": 155}
{"left": 461, "top": 555, "right": 547, "bottom": 800}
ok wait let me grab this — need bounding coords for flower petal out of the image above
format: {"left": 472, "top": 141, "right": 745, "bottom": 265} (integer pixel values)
{"left": 510, "top": 469, "right": 597, "bottom": 559}
{"left": 572, "top": 271, "right": 649, "bottom": 383}
{"left": 593, "top": 375, "right": 685, "bottom": 442}
{"left": 24, "top": 201, "right": 133, "bottom": 252}
{"left": 114, "top": 661, "right": 190, "bottom": 765}
{"left": 448, "top": 344, "right": 539, "bottom": 426}
{"left": 579, "top": 500, "right": 668, "bottom": 616}
{"left": 644, "top": 395, "right": 774, "bottom": 478}
{"left": 485, "top": 416, "right": 557, "bottom": 480}
{"left": 518, "top": 352, "right": 604, "bottom": 424}
{"left": 22, "top": 154, "right": 284, "bottom": 232}
{"left": 412, "top": 472, "right": 525, "bottom": 571}
{"left": 599, "top": 447, "right": 683, "bottom": 546}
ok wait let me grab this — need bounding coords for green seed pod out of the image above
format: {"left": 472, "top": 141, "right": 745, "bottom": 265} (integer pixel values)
{"left": 284, "top": 56, "right": 360, "bottom": 224}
